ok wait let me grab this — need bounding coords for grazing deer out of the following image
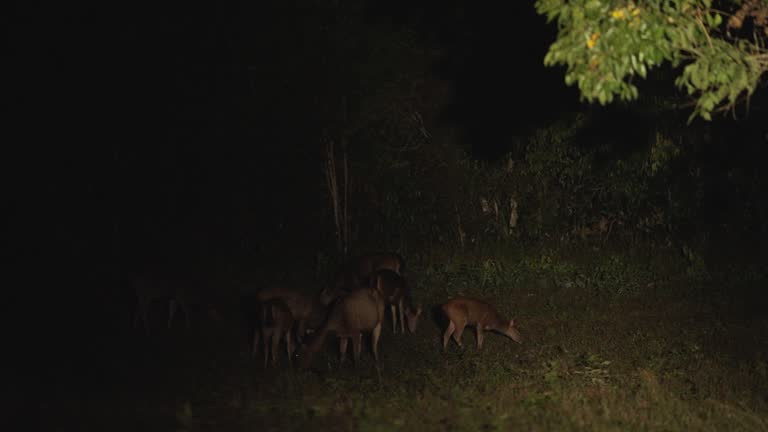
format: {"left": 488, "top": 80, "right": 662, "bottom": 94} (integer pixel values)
{"left": 253, "top": 297, "right": 295, "bottom": 367}
{"left": 320, "top": 252, "right": 404, "bottom": 306}
{"left": 441, "top": 297, "right": 523, "bottom": 350}
{"left": 133, "top": 276, "right": 190, "bottom": 332}
{"left": 256, "top": 283, "right": 328, "bottom": 343}
{"left": 370, "top": 269, "right": 421, "bottom": 334}
{"left": 298, "top": 285, "right": 385, "bottom": 369}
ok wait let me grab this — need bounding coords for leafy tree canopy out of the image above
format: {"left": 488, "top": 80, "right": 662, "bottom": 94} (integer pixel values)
{"left": 535, "top": 0, "right": 768, "bottom": 120}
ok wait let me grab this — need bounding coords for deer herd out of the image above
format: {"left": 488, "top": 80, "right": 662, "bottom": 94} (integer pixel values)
{"left": 132, "top": 252, "right": 523, "bottom": 369}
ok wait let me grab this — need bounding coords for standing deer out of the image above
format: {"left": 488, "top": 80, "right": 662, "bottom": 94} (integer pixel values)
{"left": 297, "top": 285, "right": 385, "bottom": 369}
{"left": 253, "top": 297, "right": 295, "bottom": 367}
{"left": 255, "top": 283, "right": 329, "bottom": 343}
{"left": 441, "top": 297, "right": 523, "bottom": 350}
{"left": 370, "top": 269, "right": 421, "bottom": 334}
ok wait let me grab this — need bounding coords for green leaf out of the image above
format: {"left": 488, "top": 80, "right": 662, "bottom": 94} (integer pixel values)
{"left": 638, "top": 63, "right": 647, "bottom": 78}
{"left": 598, "top": 90, "right": 607, "bottom": 105}
{"left": 536, "top": 0, "right": 767, "bottom": 121}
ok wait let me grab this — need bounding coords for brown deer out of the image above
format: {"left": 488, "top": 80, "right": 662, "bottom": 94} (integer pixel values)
{"left": 441, "top": 297, "right": 523, "bottom": 350}
{"left": 256, "top": 283, "right": 329, "bottom": 343}
{"left": 320, "top": 252, "right": 404, "bottom": 306}
{"left": 253, "top": 297, "right": 295, "bottom": 367}
{"left": 298, "top": 285, "right": 385, "bottom": 369}
{"left": 133, "top": 276, "right": 190, "bottom": 332}
{"left": 370, "top": 269, "right": 421, "bottom": 334}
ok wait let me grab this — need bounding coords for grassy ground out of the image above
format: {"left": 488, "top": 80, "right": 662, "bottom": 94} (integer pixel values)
{"left": 33, "top": 244, "right": 768, "bottom": 431}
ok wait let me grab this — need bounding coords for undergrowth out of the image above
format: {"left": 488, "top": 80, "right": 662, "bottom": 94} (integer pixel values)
{"left": 114, "top": 244, "right": 768, "bottom": 431}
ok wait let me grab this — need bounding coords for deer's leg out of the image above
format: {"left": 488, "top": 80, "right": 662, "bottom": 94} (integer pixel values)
{"left": 476, "top": 325, "right": 485, "bottom": 349}
{"left": 353, "top": 333, "right": 363, "bottom": 365}
{"left": 453, "top": 321, "right": 467, "bottom": 348}
{"left": 271, "top": 330, "right": 280, "bottom": 366}
{"left": 398, "top": 298, "right": 405, "bottom": 334}
{"left": 390, "top": 305, "right": 397, "bottom": 333}
{"left": 442, "top": 321, "right": 455, "bottom": 351}
{"left": 296, "top": 320, "right": 306, "bottom": 344}
{"left": 372, "top": 323, "right": 382, "bottom": 363}
{"left": 263, "top": 330, "right": 272, "bottom": 368}
{"left": 285, "top": 331, "right": 293, "bottom": 367}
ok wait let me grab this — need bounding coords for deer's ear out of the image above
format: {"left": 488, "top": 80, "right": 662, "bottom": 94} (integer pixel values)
{"left": 509, "top": 319, "right": 515, "bottom": 327}
{"left": 416, "top": 305, "right": 423, "bottom": 316}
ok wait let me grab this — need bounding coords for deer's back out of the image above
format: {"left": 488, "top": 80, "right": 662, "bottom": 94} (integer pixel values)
{"left": 333, "top": 288, "right": 384, "bottom": 336}
{"left": 442, "top": 297, "right": 499, "bottom": 325}
{"left": 257, "top": 284, "right": 315, "bottom": 321}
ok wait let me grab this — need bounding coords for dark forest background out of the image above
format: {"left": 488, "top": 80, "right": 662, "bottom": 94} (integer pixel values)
{"left": 7, "top": 0, "right": 768, "bottom": 324}
{"left": 10, "top": 1, "right": 768, "bottom": 268}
